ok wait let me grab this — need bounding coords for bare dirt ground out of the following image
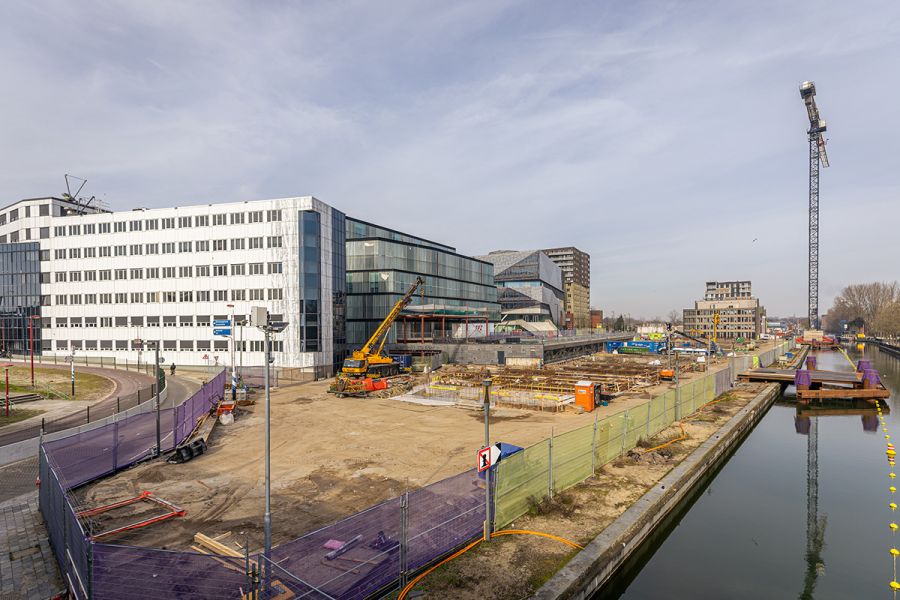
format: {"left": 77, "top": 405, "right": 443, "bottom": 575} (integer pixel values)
{"left": 73, "top": 342, "right": 781, "bottom": 556}
{"left": 415, "top": 382, "right": 772, "bottom": 600}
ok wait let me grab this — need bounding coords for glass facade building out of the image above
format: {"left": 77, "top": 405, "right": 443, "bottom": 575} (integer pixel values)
{"left": 345, "top": 218, "right": 499, "bottom": 346}
{"left": 0, "top": 242, "right": 42, "bottom": 355}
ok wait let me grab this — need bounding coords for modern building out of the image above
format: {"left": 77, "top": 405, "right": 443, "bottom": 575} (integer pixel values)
{"left": 683, "top": 280, "right": 765, "bottom": 340}
{"left": 345, "top": 218, "right": 499, "bottom": 346}
{"left": 0, "top": 195, "right": 347, "bottom": 374}
{"left": 590, "top": 309, "right": 604, "bottom": 329}
{"left": 542, "top": 247, "right": 590, "bottom": 329}
{"left": 475, "top": 250, "right": 564, "bottom": 331}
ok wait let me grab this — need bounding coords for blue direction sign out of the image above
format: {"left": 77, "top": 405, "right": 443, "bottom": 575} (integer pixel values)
{"left": 213, "top": 319, "right": 232, "bottom": 327}
{"left": 213, "top": 328, "right": 232, "bottom": 336}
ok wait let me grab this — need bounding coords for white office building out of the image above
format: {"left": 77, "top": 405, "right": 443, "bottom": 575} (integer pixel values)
{"left": 0, "top": 195, "right": 346, "bottom": 374}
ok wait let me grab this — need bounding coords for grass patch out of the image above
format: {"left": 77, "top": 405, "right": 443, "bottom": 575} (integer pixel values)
{"left": 527, "top": 492, "right": 578, "bottom": 518}
{"left": 2, "top": 366, "right": 114, "bottom": 402}
{"left": 0, "top": 408, "right": 44, "bottom": 427}
{"left": 527, "top": 547, "right": 581, "bottom": 590}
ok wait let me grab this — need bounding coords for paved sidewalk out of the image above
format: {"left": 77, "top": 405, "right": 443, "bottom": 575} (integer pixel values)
{"left": 0, "top": 493, "right": 63, "bottom": 599}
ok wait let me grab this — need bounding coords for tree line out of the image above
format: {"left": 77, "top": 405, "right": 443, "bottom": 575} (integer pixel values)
{"left": 823, "top": 282, "right": 900, "bottom": 336}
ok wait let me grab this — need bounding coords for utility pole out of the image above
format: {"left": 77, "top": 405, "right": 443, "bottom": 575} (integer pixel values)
{"left": 152, "top": 341, "right": 161, "bottom": 457}
{"left": 228, "top": 304, "right": 237, "bottom": 403}
{"left": 70, "top": 351, "right": 75, "bottom": 399}
{"left": 483, "top": 378, "right": 492, "bottom": 542}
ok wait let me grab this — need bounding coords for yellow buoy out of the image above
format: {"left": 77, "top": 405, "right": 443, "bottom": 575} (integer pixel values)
{"left": 890, "top": 502, "right": 897, "bottom": 511}
{"left": 891, "top": 473, "right": 896, "bottom": 479}
{"left": 891, "top": 522, "right": 899, "bottom": 531}
{"left": 892, "top": 548, "right": 900, "bottom": 557}
{"left": 892, "top": 580, "right": 900, "bottom": 591}
{"left": 891, "top": 486, "right": 897, "bottom": 493}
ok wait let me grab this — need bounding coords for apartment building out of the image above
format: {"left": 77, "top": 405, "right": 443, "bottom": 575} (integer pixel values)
{"left": 683, "top": 280, "right": 765, "bottom": 340}
{"left": 542, "top": 246, "right": 591, "bottom": 329}
{"left": 475, "top": 250, "right": 564, "bottom": 330}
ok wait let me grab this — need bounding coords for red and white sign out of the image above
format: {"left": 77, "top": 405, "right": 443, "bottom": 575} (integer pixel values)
{"left": 202, "top": 354, "right": 209, "bottom": 360}
{"left": 477, "top": 444, "right": 502, "bottom": 472}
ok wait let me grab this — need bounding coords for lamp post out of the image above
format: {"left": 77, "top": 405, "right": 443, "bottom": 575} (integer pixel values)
{"left": 252, "top": 306, "right": 286, "bottom": 589}
{"left": 29, "top": 315, "right": 39, "bottom": 388}
{"left": 145, "top": 340, "right": 161, "bottom": 456}
{"left": 4, "top": 364, "right": 10, "bottom": 417}
{"left": 483, "top": 378, "right": 492, "bottom": 542}
{"left": 70, "top": 351, "right": 75, "bottom": 399}
{"left": 227, "top": 304, "right": 236, "bottom": 403}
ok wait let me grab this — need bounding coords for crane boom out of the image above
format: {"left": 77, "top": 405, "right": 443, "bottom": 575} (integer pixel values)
{"left": 341, "top": 276, "right": 425, "bottom": 378}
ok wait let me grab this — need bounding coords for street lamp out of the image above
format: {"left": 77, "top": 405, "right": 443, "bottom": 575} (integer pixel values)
{"left": 143, "top": 340, "right": 162, "bottom": 456}
{"left": 252, "top": 306, "right": 286, "bottom": 588}
{"left": 29, "top": 315, "right": 40, "bottom": 388}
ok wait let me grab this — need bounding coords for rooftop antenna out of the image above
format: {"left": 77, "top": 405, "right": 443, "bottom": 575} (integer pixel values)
{"left": 63, "top": 174, "right": 98, "bottom": 214}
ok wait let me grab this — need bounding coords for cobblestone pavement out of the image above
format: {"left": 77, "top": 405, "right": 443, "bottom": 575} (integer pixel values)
{"left": 0, "top": 493, "right": 64, "bottom": 599}
{"left": 0, "top": 458, "right": 39, "bottom": 505}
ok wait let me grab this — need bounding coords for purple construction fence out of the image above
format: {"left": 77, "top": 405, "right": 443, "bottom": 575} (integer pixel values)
{"left": 39, "top": 367, "right": 487, "bottom": 599}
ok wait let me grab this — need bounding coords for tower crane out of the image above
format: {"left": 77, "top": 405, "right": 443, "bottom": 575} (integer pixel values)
{"left": 799, "top": 81, "right": 830, "bottom": 331}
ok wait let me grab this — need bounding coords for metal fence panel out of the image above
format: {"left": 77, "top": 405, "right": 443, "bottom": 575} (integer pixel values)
{"left": 551, "top": 424, "right": 594, "bottom": 494}
{"left": 494, "top": 440, "right": 550, "bottom": 528}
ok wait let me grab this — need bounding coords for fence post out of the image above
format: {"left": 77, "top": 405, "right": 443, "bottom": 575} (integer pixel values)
{"left": 621, "top": 411, "right": 629, "bottom": 455}
{"left": 646, "top": 399, "right": 652, "bottom": 437}
{"left": 86, "top": 405, "right": 90, "bottom": 423}
{"left": 675, "top": 368, "right": 681, "bottom": 421}
{"left": 399, "top": 490, "right": 409, "bottom": 589}
{"left": 548, "top": 427, "right": 554, "bottom": 499}
{"left": 590, "top": 411, "right": 599, "bottom": 475}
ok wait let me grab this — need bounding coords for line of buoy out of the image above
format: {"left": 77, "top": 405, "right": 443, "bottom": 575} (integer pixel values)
{"left": 877, "top": 399, "right": 899, "bottom": 595}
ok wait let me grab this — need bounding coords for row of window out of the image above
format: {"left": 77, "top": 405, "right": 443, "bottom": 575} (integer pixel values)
{"left": 45, "top": 209, "right": 283, "bottom": 237}
{"left": 49, "top": 288, "right": 284, "bottom": 305}
{"left": 52, "top": 339, "right": 286, "bottom": 352}
{"left": 46, "top": 236, "right": 283, "bottom": 260}
{"left": 0, "top": 203, "right": 52, "bottom": 225}
{"left": 49, "top": 262, "right": 283, "bottom": 282}
{"left": 49, "top": 313, "right": 284, "bottom": 328}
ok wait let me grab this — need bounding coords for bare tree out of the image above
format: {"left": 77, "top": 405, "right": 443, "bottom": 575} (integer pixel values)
{"left": 828, "top": 282, "right": 900, "bottom": 327}
{"left": 873, "top": 302, "right": 900, "bottom": 337}
{"left": 667, "top": 309, "right": 681, "bottom": 325}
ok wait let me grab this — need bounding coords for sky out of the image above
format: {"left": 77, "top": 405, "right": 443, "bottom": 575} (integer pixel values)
{"left": 1, "top": 0, "right": 898, "bottom": 320}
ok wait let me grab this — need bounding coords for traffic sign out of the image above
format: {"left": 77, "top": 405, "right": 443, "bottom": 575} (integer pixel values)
{"left": 477, "top": 444, "right": 502, "bottom": 472}
{"left": 213, "top": 328, "right": 231, "bottom": 336}
{"left": 213, "top": 319, "right": 231, "bottom": 327}
{"left": 202, "top": 354, "right": 209, "bottom": 360}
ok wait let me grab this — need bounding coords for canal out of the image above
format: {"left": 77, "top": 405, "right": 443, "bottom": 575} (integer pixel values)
{"left": 602, "top": 344, "right": 899, "bottom": 599}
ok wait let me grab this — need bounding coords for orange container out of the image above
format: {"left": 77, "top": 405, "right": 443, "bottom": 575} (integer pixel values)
{"left": 574, "top": 381, "right": 595, "bottom": 412}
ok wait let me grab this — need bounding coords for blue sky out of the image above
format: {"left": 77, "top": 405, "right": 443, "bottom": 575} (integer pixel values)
{"left": 1, "top": 1, "right": 898, "bottom": 319}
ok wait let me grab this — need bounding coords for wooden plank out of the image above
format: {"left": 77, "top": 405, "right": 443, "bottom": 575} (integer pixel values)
{"left": 798, "top": 388, "right": 890, "bottom": 400}
{"left": 194, "top": 532, "right": 243, "bottom": 558}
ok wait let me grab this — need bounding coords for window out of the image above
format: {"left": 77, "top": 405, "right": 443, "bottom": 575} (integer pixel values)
{"left": 213, "top": 214, "right": 227, "bottom": 225}
{"left": 196, "top": 215, "right": 209, "bottom": 227}
{"left": 163, "top": 317, "right": 177, "bottom": 328}
{"left": 231, "top": 289, "right": 246, "bottom": 301}
{"left": 249, "top": 262, "right": 264, "bottom": 275}
{"left": 56, "top": 295, "right": 67, "bottom": 305}
{"left": 100, "top": 317, "right": 112, "bottom": 327}
{"left": 99, "top": 223, "right": 111, "bottom": 234}
{"left": 249, "top": 236, "right": 263, "bottom": 249}
{"left": 69, "top": 271, "right": 81, "bottom": 282}
{"left": 146, "top": 267, "right": 159, "bottom": 278}
{"left": 267, "top": 236, "right": 282, "bottom": 248}
{"left": 213, "top": 265, "right": 227, "bottom": 276}
{"left": 180, "top": 340, "right": 194, "bottom": 351}
{"left": 161, "top": 217, "right": 175, "bottom": 229}
{"left": 84, "top": 294, "right": 96, "bottom": 304}
{"left": 55, "top": 272, "right": 67, "bottom": 282}
{"left": 54, "top": 226, "right": 66, "bottom": 237}
{"left": 99, "top": 246, "right": 111, "bottom": 257}
{"left": 146, "top": 243, "right": 158, "bottom": 254}
{"left": 84, "top": 224, "right": 95, "bottom": 235}
{"left": 147, "top": 317, "right": 159, "bottom": 327}
{"left": 130, "top": 244, "right": 143, "bottom": 255}
{"left": 214, "top": 340, "right": 228, "bottom": 351}
{"left": 162, "top": 242, "right": 175, "bottom": 254}
{"left": 230, "top": 212, "right": 244, "bottom": 224}
{"left": 115, "top": 269, "right": 127, "bottom": 280}
{"left": 114, "top": 245, "right": 127, "bottom": 256}
{"left": 179, "top": 241, "right": 192, "bottom": 253}
{"left": 196, "top": 240, "right": 210, "bottom": 252}
{"left": 248, "top": 210, "right": 263, "bottom": 223}
{"left": 68, "top": 225, "right": 80, "bottom": 236}
{"left": 250, "top": 288, "right": 264, "bottom": 300}
{"left": 70, "top": 317, "right": 82, "bottom": 327}
{"left": 162, "top": 267, "right": 176, "bottom": 278}
{"left": 163, "top": 291, "right": 177, "bottom": 302}
{"left": 213, "top": 239, "right": 227, "bottom": 251}
{"left": 230, "top": 238, "right": 245, "bottom": 250}
{"left": 147, "top": 292, "right": 159, "bottom": 303}
{"left": 130, "top": 268, "right": 143, "bottom": 279}
{"left": 146, "top": 219, "right": 159, "bottom": 230}
{"left": 196, "top": 265, "right": 210, "bottom": 277}
{"left": 40, "top": 272, "right": 50, "bottom": 284}
{"left": 40, "top": 204, "right": 50, "bottom": 216}
{"left": 197, "top": 316, "right": 211, "bottom": 327}
{"left": 268, "top": 262, "right": 283, "bottom": 274}
{"left": 129, "top": 220, "right": 142, "bottom": 231}
{"left": 179, "top": 291, "right": 193, "bottom": 302}
{"left": 115, "top": 317, "right": 127, "bottom": 327}
{"left": 268, "top": 288, "right": 283, "bottom": 300}
{"left": 69, "top": 248, "right": 81, "bottom": 259}
{"left": 197, "top": 290, "right": 210, "bottom": 301}
{"left": 55, "top": 249, "right": 66, "bottom": 260}
{"left": 38, "top": 227, "right": 49, "bottom": 240}
{"left": 114, "top": 222, "right": 126, "bottom": 233}
{"left": 84, "top": 247, "right": 95, "bottom": 258}
{"left": 99, "top": 270, "right": 111, "bottom": 281}
{"left": 179, "top": 216, "right": 192, "bottom": 228}
{"left": 179, "top": 266, "right": 193, "bottom": 277}
{"left": 231, "top": 264, "right": 245, "bottom": 276}
{"left": 267, "top": 209, "right": 282, "bottom": 222}
{"left": 40, "top": 250, "right": 50, "bottom": 261}
{"left": 197, "top": 340, "right": 211, "bottom": 351}
{"left": 115, "top": 293, "right": 127, "bottom": 303}
{"left": 214, "top": 290, "right": 227, "bottom": 301}
{"left": 56, "top": 318, "right": 68, "bottom": 328}
{"left": 56, "top": 340, "right": 68, "bottom": 350}
{"left": 100, "top": 293, "right": 112, "bottom": 304}
{"left": 69, "top": 294, "right": 81, "bottom": 304}
{"left": 84, "top": 270, "right": 97, "bottom": 281}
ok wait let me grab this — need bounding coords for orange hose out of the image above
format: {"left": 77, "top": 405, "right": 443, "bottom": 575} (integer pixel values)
{"left": 397, "top": 529, "right": 582, "bottom": 600}
{"left": 642, "top": 423, "right": 687, "bottom": 453}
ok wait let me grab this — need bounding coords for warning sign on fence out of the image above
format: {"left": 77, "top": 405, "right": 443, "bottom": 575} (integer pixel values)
{"left": 477, "top": 444, "right": 502, "bottom": 472}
